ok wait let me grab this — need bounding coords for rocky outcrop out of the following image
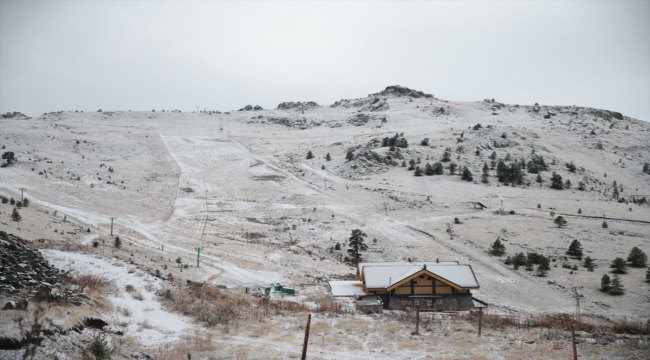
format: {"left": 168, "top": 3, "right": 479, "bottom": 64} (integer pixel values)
{"left": 331, "top": 97, "right": 389, "bottom": 112}
{"left": 378, "top": 85, "right": 433, "bottom": 99}
{"left": 277, "top": 101, "right": 319, "bottom": 111}
{"left": 1, "top": 112, "right": 31, "bottom": 120}
{"left": 238, "top": 105, "right": 263, "bottom": 111}
{"left": 0, "top": 231, "right": 59, "bottom": 294}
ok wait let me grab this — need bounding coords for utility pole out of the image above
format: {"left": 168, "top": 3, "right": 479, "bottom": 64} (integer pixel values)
{"left": 109, "top": 217, "right": 117, "bottom": 236}
{"left": 18, "top": 188, "right": 26, "bottom": 201}
{"left": 571, "top": 322, "right": 578, "bottom": 360}
{"left": 195, "top": 247, "right": 203, "bottom": 267}
{"left": 383, "top": 203, "right": 388, "bottom": 216}
{"left": 573, "top": 287, "right": 581, "bottom": 325}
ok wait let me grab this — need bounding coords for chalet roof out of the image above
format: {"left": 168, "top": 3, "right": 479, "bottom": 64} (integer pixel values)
{"left": 359, "top": 262, "right": 479, "bottom": 289}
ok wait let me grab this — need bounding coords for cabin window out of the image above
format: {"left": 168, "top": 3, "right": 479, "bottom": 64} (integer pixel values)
{"left": 427, "top": 277, "right": 432, "bottom": 280}
{"left": 419, "top": 275, "right": 424, "bottom": 278}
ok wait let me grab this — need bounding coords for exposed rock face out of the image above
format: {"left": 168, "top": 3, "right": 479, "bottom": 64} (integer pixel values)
{"left": 277, "top": 101, "right": 319, "bottom": 111}
{"left": 331, "top": 97, "right": 389, "bottom": 112}
{"left": 238, "top": 105, "right": 263, "bottom": 111}
{"left": 0, "top": 231, "right": 59, "bottom": 294}
{"left": 379, "top": 85, "right": 433, "bottom": 99}
{"left": 1, "top": 112, "right": 31, "bottom": 120}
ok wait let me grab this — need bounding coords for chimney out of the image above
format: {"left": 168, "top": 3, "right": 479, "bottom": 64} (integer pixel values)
{"left": 424, "top": 264, "right": 427, "bottom": 270}
{"left": 436, "top": 258, "right": 439, "bottom": 263}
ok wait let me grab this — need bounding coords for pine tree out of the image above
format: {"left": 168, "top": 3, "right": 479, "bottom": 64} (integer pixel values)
{"left": 583, "top": 256, "right": 593, "bottom": 269}
{"left": 325, "top": 153, "right": 331, "bottom": 161}
{"left": 22, "top": 198, "right": 29, "bottom": 207}
{"left": 554, "top": 216, "right": 567, "bottom": 228}
{"left": 536, "top": 256, "right": 550, "bottom": 276}
{"left": 448, "top": 163, "right": 457, "bottom": 175}
{"left": 11, "top": 207, "right": 21, "bottom": 222}
{"left": 347, "top": 229, "right": 368, "bottom": 261}
{"left": 442, "top": 147, "right": 451, "bottom": 162}
{"left": 306, "top": 151, "right": 314, "bottom": 159}
{"left": 414, "top": 166, "right": 423, "bottom": 176}
{"left": 424, "top": 163, "right": 434, "bottom": 176}
{"left": 489, "top": 238, "right": 506, "bottom": 255}
{"left": 566, "top": 240, "right": 583, "bottom": 259}
{"left": 408, "top": 159, "right": 416, "bottom": 170}
{"left": 513, "top": 252, "right": 527, "bottom": 267}
{"left": 345, "top": 149, "right": 355, "bottom": 161}
{"left": 433, "top": 162, "right": 443, "bottom": 175}
{"left": 610, "top": 274, "right": 624, "bottom": 295}
{"left": 600, "top": 274, "right": 611, "bottom": 291}
{"left": 610, "top": 257, "right": 627, "bottom": 274}
{"left": 481, "top": 162, "right": 489, "bottom": 183}
{"left": 489, "top": 151, "right": 497, "bottom": 160}
{"left": 88, "top": 333, "right": 112, "bottom": 360}
{"left": 602, "top": 220, "right": 608, "bottom": 228}
{"left": 577, "top": 208, "right": 582, "bottom": 214}
{"left": 461, "top": 166, "right": 473, "bottom": 181}
{"left": 114, "top": 236, "right": 122, "bottom": 249}
{"left": 334, "top": 242, "right": 341, "bottom": 250}
{"left": 626, "top": 247, "right": 647, "bottom": 267}
{"left": 550, "top": 172, "right": 563, "bottom": 190}
{"left": 525, "top": 258, "right": 534, "bottom": 271}
{"left": 646, "top": 268, "right": 650, "bottom": 282}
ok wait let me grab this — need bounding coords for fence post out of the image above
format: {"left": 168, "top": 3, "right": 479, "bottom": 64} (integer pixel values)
{"left": 414, "top": 305, "right": 420, "bottom": 335}
{"left": 301, "top": 314, "right": 311, "bottom": 360}
{"left": 478, "top": 308, "right": 483, "bottom": 337}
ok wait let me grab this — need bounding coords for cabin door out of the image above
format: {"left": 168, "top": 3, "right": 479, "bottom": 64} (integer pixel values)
{"left": 419, "top": 300, "right": 427, "bottom": 309}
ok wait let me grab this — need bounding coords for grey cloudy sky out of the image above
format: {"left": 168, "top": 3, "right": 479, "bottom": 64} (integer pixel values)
{"left": 1, "top": 1, "right": 648, "bottom": 121}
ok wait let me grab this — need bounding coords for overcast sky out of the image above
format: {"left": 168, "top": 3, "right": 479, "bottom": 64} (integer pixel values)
{"left": 1, "top": 1, "right": 648, "bottom": 121}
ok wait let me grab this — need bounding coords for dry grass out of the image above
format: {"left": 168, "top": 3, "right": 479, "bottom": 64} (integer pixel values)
{"left": 63, "top": 273, "right": 113, "bottom": 292}
{"left": 466, "top": 312, "right": 649, "bottom": 336}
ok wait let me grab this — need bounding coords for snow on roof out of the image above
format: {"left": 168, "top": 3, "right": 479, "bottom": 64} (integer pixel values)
{"left": 328, "top": 280, "right": 366, "bottom": 297}
{"left": 360, "top": 262, "right": 479, "bottom": 289}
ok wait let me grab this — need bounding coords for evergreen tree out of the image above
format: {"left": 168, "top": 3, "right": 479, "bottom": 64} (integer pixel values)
{"left": 433, "top": 162, "right": 444, "bottom": 175}
{"left": 424, "top": 163, "right": 434, "bottom": 176}
{"left": 489, "top": 151, "right": 497, "bottom": 160}
{"left": 22, "top": 198, "right": 29, "bottom": 207}
{"left": 408, "top": 159, "right": 416, "bottom": 170}
{"left": 414, "top": 166, "right": 423, "bottom": 176}
{"left": 627, "top": 246, "right": 647, "bottom": 267}
{"left": 10, "top": 198, "right": 15, "bottom": 205}
{"left": 646, "top": 268, "right": 650, "bottom": 282}
{"left": 325, "top": 153, "right": 331, "bottom": 161}
{"left": 602, "top": 220, "right": 608, "bottom": 228}
{"left": 565, "top": 179, "right": 572, "bottom": 189}
{"left": 577, "top": 208, "right": 582, "bottom": 214}
{"left": 536, "top": 174, "right": 543, "bottom": 184}
{"left": 610, "top": 274, "right": 624, "bottom": 295}
{"left": 566, "top": 240, "right": 583, "bottom": 259}
{"left": 536, "top": 256, "right": 550, "bottom": 276}
{"left": 525, "top": 258, "right": 534, "bottom": 271}
{"left": 601, "top": 274, "right": 611, "bottom": 291}
{"left": 420, "top": 138, "right": 429, "bottom": 146}
{"left": 504, "top": 256, "right": 513, "bottom": 265}
{"left": 306, "top": 150, "right": 314, "bottom": 159}
{"left": 1, "top": 151, "right": 16, "bottom": 165}
{"left": 347, "top": 229, "right": 368, "bottom": 261}
{"left": 489, "top": 238, "right": 506, "bottom": 255}
{"left": 610, "top": 257, "right": 627, "bottom": 274}
{"left": 442, "top": 147, "right": 452, "bottom": 162}
{"left": 551, "top": 172, "right": 564, "bottom": 190}
{"left": 481, "top": 162, "right": 489, "bottom": 183}
{"left": 334, "top": 242, "right": 341, "bottom": 250}
{"left": 11, "top": 207, "right": 21, "bottom": 222}
{"left": 583, "top": 256, "right": 593, "bottom": 269}
{"left": 554, "top": 216, "right": 567, "bottom": 228}
{"left": 448, "top": 163, "right": 457, "bottom": 175}
{"left": 461, "top": 166, "right": 473, "bottom": 181}
{"left": 566, "top": 162, "right": 577, "bottom": 173}
{"left": 345, "top": 149, "right": 355, "bottom": 161}
{"left": 114, "top": 236, "right": 122, "bottom": 249}
{"left": 513, "top": 252, "right": 526, "bottom": 269}
{"left": 88, "top": 333, "right": 112, "bottom": 360}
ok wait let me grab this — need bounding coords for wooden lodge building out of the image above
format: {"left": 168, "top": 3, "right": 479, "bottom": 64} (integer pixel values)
{"left": 329, "top": 261, "right": 487, "bottom": 311}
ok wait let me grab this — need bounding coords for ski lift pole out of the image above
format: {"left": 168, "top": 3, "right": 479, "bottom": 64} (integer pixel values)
{"left": 109, "top": 217, "right": 117, "bottom": 236}
{"left": 18, "top": 188, "right": 26, "bottom": 201}
{"left": 195, "top": 247, "right": 203, "bottom": 267}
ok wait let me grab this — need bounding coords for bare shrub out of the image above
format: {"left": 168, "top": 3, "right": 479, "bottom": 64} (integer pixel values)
{"left": 64, "top": 273, "right": 112, "bottom": 292}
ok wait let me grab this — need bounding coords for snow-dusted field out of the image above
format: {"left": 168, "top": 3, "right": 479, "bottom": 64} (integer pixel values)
{"left": 1, "top": 88, "right": 649, "bottom": 357}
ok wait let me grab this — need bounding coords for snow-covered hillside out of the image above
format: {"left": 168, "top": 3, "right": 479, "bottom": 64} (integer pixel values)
{"left": 1, "top": 86, "right": 649, "bottom": 358}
